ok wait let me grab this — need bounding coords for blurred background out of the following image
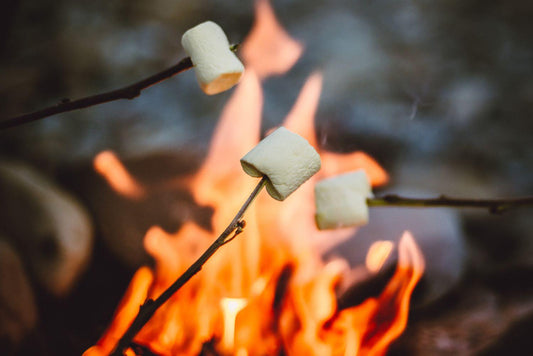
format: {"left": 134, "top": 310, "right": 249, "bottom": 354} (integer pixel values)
{"left": 0, "top": 0, "right": 532, "bottom": 354}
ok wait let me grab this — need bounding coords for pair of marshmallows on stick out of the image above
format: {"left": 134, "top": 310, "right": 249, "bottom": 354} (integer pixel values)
{"left": 240, "top": 127, "right": 373, "bottom": 230}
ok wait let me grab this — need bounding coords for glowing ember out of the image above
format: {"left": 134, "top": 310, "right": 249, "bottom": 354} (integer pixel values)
{"left": 85, "top": 1, "right": 423, "bottom": 355}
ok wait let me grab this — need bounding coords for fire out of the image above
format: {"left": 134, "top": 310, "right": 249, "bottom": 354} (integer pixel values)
{"left": 85, "top": 1, "right": 423, "bottom": 355}
{"left": 93, "top": 151, "right": 145, "bottom": 199}
{"left": 241, "top": 0, "right": 303, "bottom": 79}
{"left": 220, "top": 298, "right": 248, "bottom": 352}
{"left": 365, "top": 241, "right": 394, "bottom": 273}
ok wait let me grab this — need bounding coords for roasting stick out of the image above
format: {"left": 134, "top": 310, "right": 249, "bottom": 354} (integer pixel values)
{"left": 0, "top": 56, "right": 194, "bottom": 130}
{"left": 366, "top": 195, "right": 533, "bottom": 214}
{"left": 0, "top": 33, "right": 241, "bottom": 130}
{"left": 1, "top": 21, "right": 243, "bottom": 130}
{"left": 110, "top": 176, "right": 267, "bottom": 356}
{"left": 314, "top": 170, "right": 533, "bottom": 231}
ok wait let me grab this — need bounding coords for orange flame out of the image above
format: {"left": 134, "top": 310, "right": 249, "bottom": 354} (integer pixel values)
{"left": 220, "top": 298, "right": 248, "bottom": 352}
{"left": 93, "top": 151, "right": 145, "bottom": 199}
{"left": 354, "top": 231, "right": 424, "bottom": 355}
{"left": 366, "top": 240, "right": 394, "bottom": 273}
{"left": 85, "top": 1, "right": 422, "bottom": 355}
{"left": 241, "top": 0, "right": 303, "bottom": 79}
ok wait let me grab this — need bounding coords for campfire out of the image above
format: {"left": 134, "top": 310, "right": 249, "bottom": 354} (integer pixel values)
{"left": 2, "top": 0, "right": 533, "bottom": 355}
{"left": 84, "top": 1, "right": 424, "bottom": 355}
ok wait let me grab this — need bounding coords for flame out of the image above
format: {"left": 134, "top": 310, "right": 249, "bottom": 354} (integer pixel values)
{"left": 366, "top": 240, "right": 394, "bottom": 273}
{"left": 321, "top": 151, "right": 389, "bottom": 187}
{"left": 355, "top": 231, "right": 424, "bottom": 355}
{"left": 241, "top": 0, "right": 303, "bottom": 79}
{"left": 93, "top": 151, "right": 145, "bottom": 199}
{"left": 84, "top": 267, "right": 154, "bottom": 356}
{"left": 220, "top": 298, "right": 248, "bottom": 352}
{"left": 85, "top": 1, "right": 424, "bottom": 355}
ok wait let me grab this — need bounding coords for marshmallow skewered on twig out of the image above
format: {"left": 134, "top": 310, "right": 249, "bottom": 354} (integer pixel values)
{"left": 241, "top": 126, "right": 321, "bottom": 201}
{"left": 0, "top": 58, "right": 195, "bottom": 130}
{"left": 1, "top": 22, "right": 241, "bottom": 129}
{"left": 109, "top": 128, "right": 321, "bottom": 356}
{"left": 315, "top": 170, "right": 373, "bottom": 230}
{"left": 314, "top": 170, "right": 533, "bottom": 231}
{"left": 182, "top": 21, "right": 245, "bottom": 95}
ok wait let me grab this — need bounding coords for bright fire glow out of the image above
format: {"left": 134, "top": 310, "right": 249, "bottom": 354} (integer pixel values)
{"left": 241, "top": 0, "right": 303, "bottom": 79}
{"left": 85, "top": 1, "right": 423, "bottom": 355}
{"left": 220, "top": 298, "right": 248, "bottom": 352}
{"left": 93, "top": 150, "right": 145, "bottom": 199}
{"left": 366, "top": 240, "right": 394, "bottom": 273}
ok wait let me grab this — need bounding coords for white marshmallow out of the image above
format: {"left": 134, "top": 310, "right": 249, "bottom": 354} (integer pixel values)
{"left": 181, "top": 21, "right": 244, "bottom": 95}
{"left": 314, "top": 170, "right": 373, "bottom": 230}
{"left": 241, "top": 127, "right": 321, "bottom": 201}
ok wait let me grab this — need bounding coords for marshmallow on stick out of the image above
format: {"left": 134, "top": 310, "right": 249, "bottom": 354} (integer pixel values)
{"left": 241, "top": 127, "right": 321, "bottom": 201}
{"left": 314, "top": 170, "right": 373, "bottom": 230}
{"left": 181, "top": 21, "right": 244, "bottom": 95}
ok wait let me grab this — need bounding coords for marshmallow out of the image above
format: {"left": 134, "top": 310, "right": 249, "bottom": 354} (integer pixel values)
{"left": 241, "top": 127, "right": 321, "bottom": 201}
{"left": 314, "top": 170, "right": 373, "bottom": 230}
{"left": 181, "top": 21, "right": 244, "bottom": 95}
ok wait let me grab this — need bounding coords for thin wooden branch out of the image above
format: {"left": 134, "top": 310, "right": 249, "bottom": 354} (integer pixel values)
{"left": 367, "top": 195, "right": 533, "bottom": 214}
{"left": 0, "top": 57, "right": 192, "bottom": 130}
{"left": 110, "top": 176, "right": 267, "bottom": 356}
{"left": 0, "top": 44, "right": 240, "bottom": 130}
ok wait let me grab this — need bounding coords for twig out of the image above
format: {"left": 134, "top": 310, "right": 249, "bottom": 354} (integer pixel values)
{"left": 367, "top": 195, "right": 533, "bottom": 214}
{"left": 110, "top": 176, "right": 267, "bottom": 356}
{"left": 0, "top": 57, "right": 191, "bottom": 130}
{"left": 0, "top": 44, "right": 240, "bottom": 130}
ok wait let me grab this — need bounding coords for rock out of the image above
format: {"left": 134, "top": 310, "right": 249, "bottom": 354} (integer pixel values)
{"left": 0, "top": 238, "right": 37, "bottom": 349}
{"left": 390, "top": 282, "right": 533, "bottom": 355}
{"left": 0, "top": 161, "right": 93, "bottom": 296}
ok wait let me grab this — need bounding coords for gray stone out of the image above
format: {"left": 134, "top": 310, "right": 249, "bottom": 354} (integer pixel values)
{"left": 0, "top": 161, "right": 93, "bottom": 296}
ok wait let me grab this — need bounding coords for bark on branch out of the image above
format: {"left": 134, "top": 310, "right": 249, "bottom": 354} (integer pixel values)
{"left": 0, "top": 57, "right": 192, "bottom": 130}
{"left": 367, "top": 195, "right": 533, "bottom": 214}
{"left": 0, "top": 44, "right": 240, "bottom": 130}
